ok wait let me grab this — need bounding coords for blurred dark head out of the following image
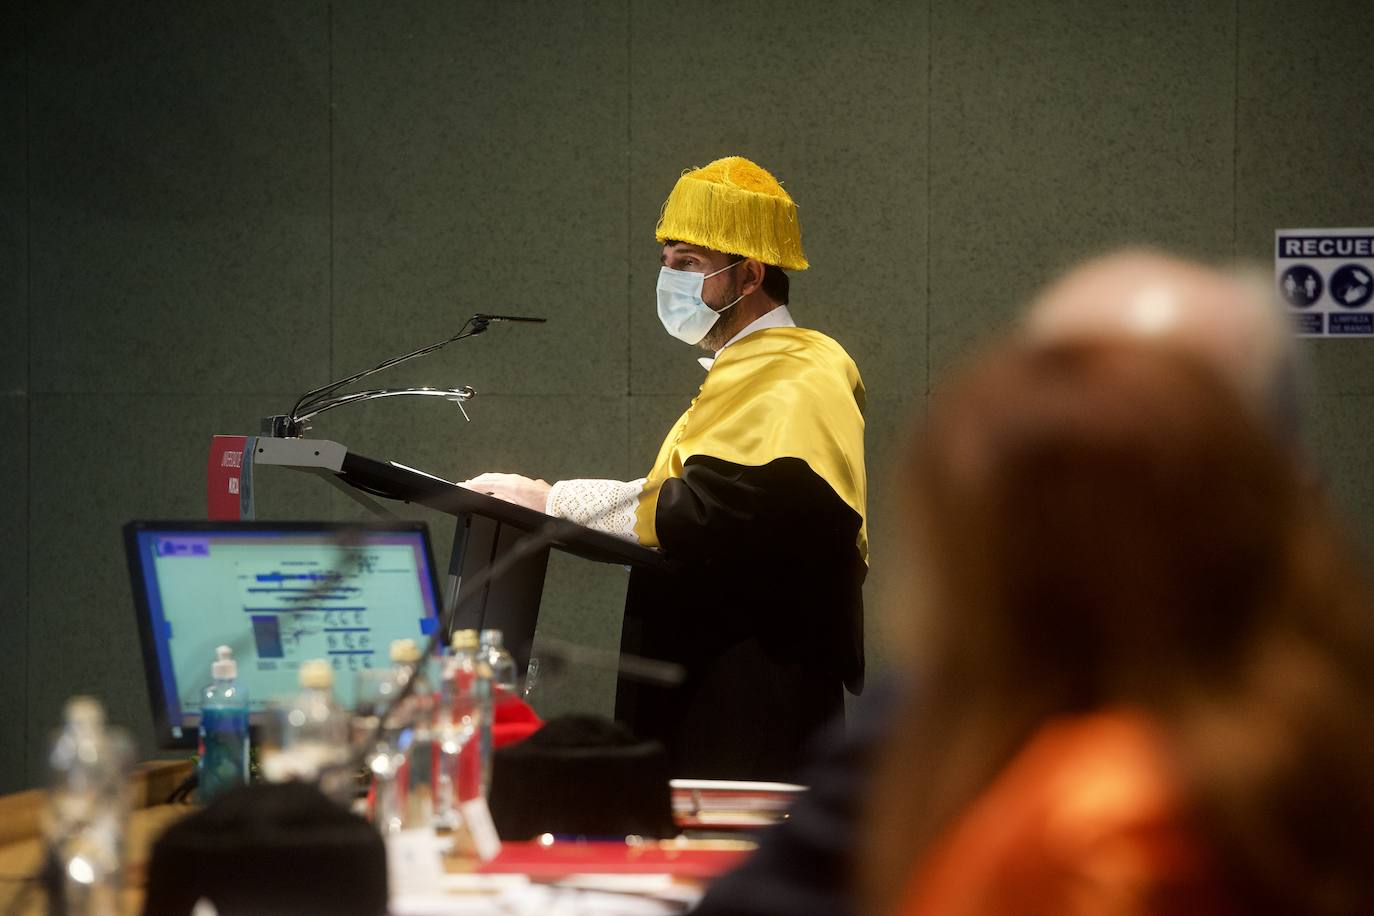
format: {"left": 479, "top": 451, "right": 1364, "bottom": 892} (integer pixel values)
{"left": 488, "top": 715, "right": 675, "bottom": 841}
{"left": 143, "top": 781, "right": 386, "bottom": 916}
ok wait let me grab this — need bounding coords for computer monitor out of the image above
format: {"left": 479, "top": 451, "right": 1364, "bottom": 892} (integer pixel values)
{"left": 125, "top": 520, "right": 443, "bottom": 748}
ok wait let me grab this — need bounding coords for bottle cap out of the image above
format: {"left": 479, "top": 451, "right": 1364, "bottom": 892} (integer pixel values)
{"left": 299, "top": 659, "right": 334, "bottom": 689}
{"left": 450, "top": 629, "right": 479, "bottom": 651}
{"left": 212, "top": 645, "right": 237, "bottom": 680}
{"left": 390, "top": 639, "right": 421, "bottom": 663}
{"left": 479, "top": 629, "right": 503, "bottom": 649}
{"left": 64, "top": 696, "right": 104, "bottom": 727}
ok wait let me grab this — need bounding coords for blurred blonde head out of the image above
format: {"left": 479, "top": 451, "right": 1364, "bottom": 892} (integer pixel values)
{"left": 1026, "top": 249, "right": 1304, "bottom": 443}
{"left": 867, "top": 338, "right": 1374, "bottom": 915}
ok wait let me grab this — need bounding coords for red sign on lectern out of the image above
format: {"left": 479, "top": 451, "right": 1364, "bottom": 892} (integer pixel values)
{"left": 207, "top": 435, "right": 255, "bottom": 520}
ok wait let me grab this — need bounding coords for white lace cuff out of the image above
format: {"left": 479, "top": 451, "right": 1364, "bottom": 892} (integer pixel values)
{"left": 545, "top": 478, "right": 646, "bottom": 542}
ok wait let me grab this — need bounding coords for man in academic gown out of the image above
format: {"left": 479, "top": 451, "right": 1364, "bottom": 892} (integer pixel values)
{"left": 464, "top": 156, "right": 867, "bottom": 780}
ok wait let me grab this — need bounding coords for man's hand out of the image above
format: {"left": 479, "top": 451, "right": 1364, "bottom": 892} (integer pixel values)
{"left": 460, "top": 472, "right": 554, "bottom": 513}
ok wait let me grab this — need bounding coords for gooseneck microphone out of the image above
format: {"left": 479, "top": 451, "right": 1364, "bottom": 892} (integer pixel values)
{"left": 261, "top": 312, "right": 547, "bottom": 437}
{"left": 471, "top": 314, "right": 547, "bottom": 323}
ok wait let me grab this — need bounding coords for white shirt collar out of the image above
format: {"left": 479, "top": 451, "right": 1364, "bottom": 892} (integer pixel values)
{"left": 697, "top": 305, "right": 796, "bottom": 371}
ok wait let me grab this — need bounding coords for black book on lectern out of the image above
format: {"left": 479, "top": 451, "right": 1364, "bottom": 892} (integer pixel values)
{"left": 217, "top": 435, "right": 663, "bottom": 676}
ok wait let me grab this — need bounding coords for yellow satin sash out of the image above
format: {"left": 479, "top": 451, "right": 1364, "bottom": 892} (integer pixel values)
{"left": 634, "top": 327, "right": 868, "bottom": 563}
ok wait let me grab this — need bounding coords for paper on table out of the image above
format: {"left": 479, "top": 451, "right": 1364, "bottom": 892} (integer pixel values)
{"left": 389, "top": 461, "right": 457, "bottom": 485}
{"left": 387, "top": 828, "right": 446, "bottom": 897}
{"left": 392, "top": 884, "right": 685, "bottom": 915}
{"left": 669, "top": 779, "right": 806, "bottom": 793}
{"left": 459, "top": 798, "right": 503, "bottom": 863}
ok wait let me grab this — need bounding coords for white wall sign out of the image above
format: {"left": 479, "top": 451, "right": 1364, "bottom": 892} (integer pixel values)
{"left": 1276, "top": 228, "right": 1374, "bottom": 337}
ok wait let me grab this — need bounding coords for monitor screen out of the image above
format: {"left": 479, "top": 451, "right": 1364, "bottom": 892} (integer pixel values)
{"left": 125, "top": 521, "right": 442, "bottom": 748}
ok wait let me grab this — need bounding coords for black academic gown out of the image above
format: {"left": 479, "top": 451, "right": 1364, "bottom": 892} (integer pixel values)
{"left": 615, "top": 454, "right": 866, "bottom": 781}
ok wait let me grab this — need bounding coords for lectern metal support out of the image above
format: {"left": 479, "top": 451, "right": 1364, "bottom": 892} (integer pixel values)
{"left": 445, "top": 514, "right": 549, "bottom": 654}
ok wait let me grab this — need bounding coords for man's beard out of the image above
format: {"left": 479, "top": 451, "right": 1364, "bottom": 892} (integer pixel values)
{"left": 699, "top": 277, "right": 743, "bottom": 352}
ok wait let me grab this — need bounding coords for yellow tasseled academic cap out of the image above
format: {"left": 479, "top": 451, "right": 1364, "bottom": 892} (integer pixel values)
{"left": 654, "top": 156, "right": 809, "bottom": 271}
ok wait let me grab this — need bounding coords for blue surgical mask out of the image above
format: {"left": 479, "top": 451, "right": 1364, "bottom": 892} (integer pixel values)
{"left": 656, "top": 260, "right": 744, "bottom": 345}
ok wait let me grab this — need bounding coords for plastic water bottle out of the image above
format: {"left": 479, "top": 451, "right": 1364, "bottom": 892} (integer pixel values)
{"left": 263, "top": 659, "right": 351, "bottom": 802}
{"left": 198, "top": 645, "right": 249, "bottom": 802}
{"left": 44, "top": 696, "right": 133, "bottom": 916}
{"left": 523, "top": 657, "right": 542, "bottom": 703}
{"left": 437, "top": 630, "right": 488, "bottom": 820}
{"left": 478, "top": 630, "right": 516, "bottom": 794}
{"left": 479, "top": 629, "right": 518, "bottom": 701}
{"left": 398, "top": 646, "right": 439, "bottom": 831}
{"left": 361, "top": 639, "right": 430, "bottom": 834}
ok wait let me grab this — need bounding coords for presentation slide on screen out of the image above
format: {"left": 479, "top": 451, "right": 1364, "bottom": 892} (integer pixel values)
{"left": 148, "top": 535, "right": 435, "bottom": 716}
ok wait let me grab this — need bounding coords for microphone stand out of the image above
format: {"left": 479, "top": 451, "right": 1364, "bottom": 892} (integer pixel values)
{"left": 262, "top": 313, "right": 545, "bottom": 437}
{"left": 294, "top": 386, "right": 476, "bottom": 425}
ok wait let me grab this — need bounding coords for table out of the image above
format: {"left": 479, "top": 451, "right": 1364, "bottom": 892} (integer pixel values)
{"left": 0, "top": 760, "right": 195, "bottom": 916}
{"left": 0, "top": 763, "right": 772, "bottom": 915}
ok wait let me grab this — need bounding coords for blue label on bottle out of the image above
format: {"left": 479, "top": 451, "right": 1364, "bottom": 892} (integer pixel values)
{"left": 198, "top": 705, "right": 250, "bottom": 802}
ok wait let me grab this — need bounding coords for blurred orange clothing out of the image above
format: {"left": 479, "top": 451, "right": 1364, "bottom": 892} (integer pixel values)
{"left": 898, "top": 712, "right": 1238, "bottom": 916}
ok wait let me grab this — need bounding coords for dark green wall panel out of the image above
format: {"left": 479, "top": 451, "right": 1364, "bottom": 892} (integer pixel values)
{"left": 1, "top": 3, "right": 24, "bottom": 397}
{"left": 628, "top": 395, "right": 685, "bottom": 474}
{"left": 1237, "top": 0, "right": 1374, "bottom": 262}
{"left": 928, "top": 0, "right": 1237, "bottom": 381}
{"left": 27, "top": 2, "right": 331, "bottom": 396}
{"left": 3, "top": 4, "right": 28, "bottom": 795}
{"left": 527, "top": 554, "right": 633, "bottom": 721}
{"left": 1305, "top": 395, "right": 1374, "bottom": 553}
{"left": 2, "top": 5, "right": 26, "bottom": 794}
{"left": 0, "top": 396, "right": 27, "bottom": 794}
{"left": 331, "top": 0, "right": 630, "bottom": 397}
